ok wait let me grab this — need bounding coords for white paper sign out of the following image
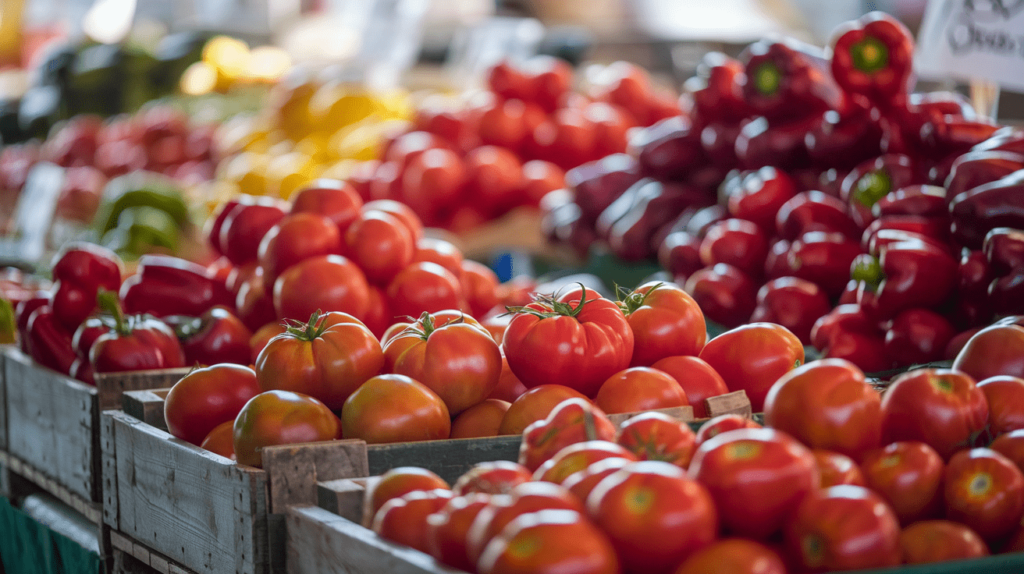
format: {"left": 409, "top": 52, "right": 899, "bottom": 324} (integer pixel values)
{"left": 0, "top": 162, "right": 64, "bottom": 266}
{"left": 915, "top": 0, "right": 1024, "bottom": 91}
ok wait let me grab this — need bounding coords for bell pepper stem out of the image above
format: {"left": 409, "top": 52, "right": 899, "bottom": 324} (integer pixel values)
{"left": 96, "top": 289, "right": 131, "bottom": 337}
{"left": 850, "top": 36, "right": 889, "bottom": 74}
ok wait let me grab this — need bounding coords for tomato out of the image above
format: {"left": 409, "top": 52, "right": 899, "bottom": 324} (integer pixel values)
{"left": 249, "top": 322, "right": 286, "bottom": 364}
{"left": 944, "top": 448, "right": 1024, "bottom": 541}
{"left": 813, "top": 450, "right": 866, "bottom": 487}
{"left": 386, "top": 262, "right": 465, "bottom": 319}
{"left": 498, "top": 385, "right": 589, "bottom": 436}
{"left": 219, "top": 197, "right": 289, "bottom": 265}
{"left": 384, "top": 131, "right": 454, "bottom": 168}
{"left": 991, "top": 430, "right": 1024, "bottom": 472}
{"left": 451, "top": 399, "right": 510, "bottom": 439}
{"left": 385, "top": 313, "right": 502, "bottom": 415}
{"left": 344, "top": 210, "right": 415, "bottom": 285}
{"left": 529, "top": 109, "right": 598, "bottom": 170}
{"left": 519, "top": 398, "right": 618, "bottom": 471}
{"left": 619, "top": 282, "right": 706, "bottom": 367}
{"left": 684, "top": 263, "right": 758, "bottom": 329}
{"left": 592, "top": 62, "right": 653, "bottom": 122}
{"left": 674, "top": 539, "right": 787, "bottom": 574}
{"left": 232, "top": 390, "right": 340, "bottom": 468}
{"left": 560, "top": 458, "right": 630, "bottom": 501}
{"left": 595, "top": 367, "right": 689, "bottom": 414}
{"left": 235, "top": 273, "right": 276, "bottom": 331}
{"left": 362, "top": 199, "right": 424, "bottom": 241}
{"left": 899, "top": 520, "right": 988, "bottom": 564}
{"left": 764, "top": 359, "right": 881, "bottom": 460}
{"left": 519, "top": 160, "right": 565, "bottom": 208}
{"left": 382, "top": 310, "right": 488, "bottom": 370}
{"left": 402, "top": 148, "right": 466, "bottom": 215}
{"left": 200, "top": 420, "right": 235, "bottom": 460}
{"left": 412, "top": 238, "right": 464, "bottom": 279}
{"left": 477, "top": 98, "right": 536, "bottom": 152}
{"left": 369, "top": 161, "right": 403, "bottom": 201}
{"left": 533, "top": 441, "right": 636, "bottom": 484}
{"left": 452, "top": 461, "right": 533, "bottom": 496}
{"left": 978, "top": 376, "right": 1024, "bottom": 436}
{"left": 289, "top": 179, "right": 363, "bottom": 233}
{"left": 427, "top": 493, "right": 491, "bottom": 571}
{"left": 164, "top": 364, "right": 261, "bottom": 446}
{"left": 523, "top": 56, "right": 572, "bottom": 112}
{"left": 361, "top": 285, "right": 390, "bottom": 339}
{"left": 688, "top": 427, "right": 818, "bottom": 539}
{"left": 257, "top": 213, "right": 342, "bottom": 287}
{"left": 461, "top": 260, "right": 500, "bottom": 319}
{"left": 880, "top": 369, "right": 988, "bottom": 459}
{"left": 694, "top": 414, "right": 762, "bottom": 447}
{"left": 255, "top": 311, "right": 382, "bottom": 410}
{"left": 272, "top": 255, "right": 370, "bottom": 321}
{"left": 952, "top": 324, "right": 1024, "bottom": 381}
{"left": 465, "top": 146, "right": 523, "bottom": 215}
{"left": 503, "top": 288, "right": 634, "bottom": 397}
{"left": 372, "top": 489, "right": 454, "bottom": 554}
{"left": 341, "top": 374, "right": 451, "bottom": 443}
{"left": 487, "top": 61, "right": 531, "bottom": 101}
{"left": 650, "top": 356, "right": 728, "bottom": 419}
{"left": 699, "top": 322, "right": 804, "bottom": 411}
{"left": 585, "top": 102, "right": 635, "bottom": 158}
{"left": 617, "top": 412, "right": 698, "bottom": 469}
{"left": 476, "top": 509, "right": 619, "bottom": 574}
{"left": 860, "top": 441, "right": 944, "bottom": 525}
{"left": 367, "top": 467, "right": 450, "bottom": 518}
{"left": 784, "top": 485, "right": 901, "bottom": 571}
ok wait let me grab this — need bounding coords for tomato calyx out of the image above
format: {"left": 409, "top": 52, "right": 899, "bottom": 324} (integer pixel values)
{"left": 401, "top": 311, "right": 466, "bottom": 340}
{"left": 616, "top": 282, "right": 663, "bottom": 316}
{"left": 506, "top": 284, "right": 590, "bottom": 320}
{"left": 283, "top": 309, "right": 330, "bottom": 341}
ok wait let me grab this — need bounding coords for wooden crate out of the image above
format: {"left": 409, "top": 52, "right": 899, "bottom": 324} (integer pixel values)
{"left": 0, "top": 346, "right": 7, "bottom": 452}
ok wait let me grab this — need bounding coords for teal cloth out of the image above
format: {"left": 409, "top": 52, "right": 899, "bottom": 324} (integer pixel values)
{"left": 0, "top": 496, "right": 101, "bottom": 574}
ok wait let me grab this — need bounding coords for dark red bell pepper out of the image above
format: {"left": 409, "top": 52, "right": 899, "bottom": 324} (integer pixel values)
{"left": 945, "top": 150, "right": 1024, "bottom": 204}
{"left": 70, "top": 358, "right": 94, "bottom": 386}
{"left": 990, "top": 266, "right": 1024, "bottom": 316}
{"left": 861, "top": 215, "right": 950, "bottom": 248}
{"left": 699, "top": 122, "right": 742, "bottom": 168}
{"left": 910, "top": 91, "right": 976, "bottom": 120}
{"left": 950, "top": 169, "right": 1024, "bottom": 248}
{"left": 750, "top": 277, "right": 831, "bottom": 344}
{"left": 784, "top": 231, "right": 865, "bottom": 297}
{"left": 741, "top": 38, "right": 844, "bottom": 122}
{"left": 683, "top": 263, "right": 757, "bottom": 328}
{"left": 805, "top": 105, "right": 883, "bottom": 169}
{"left": 685, "top": 205, "right": 728, "bottom": 239}
{"left": 840, "top": 154, "right": 922, "bottom": 227}
{"left": 699, "top": 219, "right": 769, "bottom": 278}
{"left": 919, "top": 116, "right": 1000, "bottom": 157}
{"left": 658, "top": 231, "right": 702, "bottom": 281}
{"left": 884, "top": 308, "right": 956, "bottom": 366}
{"left": 685, "top": 52, "right": 748, "bottom": 126}
{"left": 120, "top": 255, "right": 234, "bottom": 318}
{"left": 764, "top": 239, "right": 792, "bottom": 279}
{"left": 25, "top": 306, "right": 77, "bottom": 375}
{"left": 810, "top": 304, "right": 891, "bottom": 372}
{"left": 234, "top": 275, "right": 278, "bottom": 332}
{"left": 72, "top": 315, "right": 114, "bottom": 359}
{"left": 734, "top": 115, "right": 817, "bottom": 170}
{"left": 873, "top": 185, "right": 946, "bottom": 217}
{"left": 952, "top": 250, "right": 994, "bottom": 329}
{"left": 607, "top": 182, "right": 713, "bottom": 261}
{"left": 89, "top": 291, "right": 186, "bottom": 373}
{"left": 829, "top": 11, "right": 915, "bottom": 107}
{"left": 567, "top": 153, "right": 642, "bottom": 221}
{"left": 866, "top": 229, "right": 950, "bottom": 258}
{"left": 205, "top": 198, "right": 242, "bottom": 256}
{"left": 164, "top": 306, "right": 253, "bottom": 366}
{"left": 775, "top": 191, "right": 861, "bottom": 241}
{"left": 631, "top": 116, "right": 705, "bottom": 181}
{"left": 984, "top": 228, "right": 1024, "bottom": 276}
{"left": 851, "top": 239, "right": 958, "bottom": 319}
{"left": 15, "top": 292, "right": 50, "bottom": 353}
{"left": 972, "top": 126, "right": 1024, "bottom": 155}
{"left": 725, "top": 166, "right": 798, "bottom": 234}
{"left": 48, "top": 243, "right": 123, "bottom": 331}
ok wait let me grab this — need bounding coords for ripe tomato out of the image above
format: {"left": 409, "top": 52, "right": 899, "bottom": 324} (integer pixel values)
{"left": 503, "top": 288, "right": 634, "bottom": 397}
{"left": 899, "top": 520, "right": 988, "bottom": 564}
{"left": 219, "top": 197, "right": 288, "bottom": 265}
{"left": 523, "top": 56, "right": 572, "bottom": 112}
{"left": 369, "top": 161, "right": 403, "bottom": 201}
{"left": 562, "top": 458, "right": 633, "bottom": 502}
{"left": 978, "top": 376, "right": 1024, "bottom": 436}
{"left": 619, "top": 282, "right": 706, "bottom": 367}
{"left": 272, "top": 255, "right": 370, "bottom": 321}
{"left": 519, "top": 160, "right": 565, "bottom": 208}
{"left": 674, "top": 539, "right": 787, "bottom": 574}
{"left": 880, "top": 369, "right": 988, "bottom": 459}
{"left": 362, "top": 199, "right": 424, "bottom": 241}
{"left": 592, "top": 62, "right": 653, "bottom": 121}
{"left": 477, "top": 98, "right": 535, "bottom": 152}
{"left": 944, "top": 448, "right": 1024, "bottom": 541}
{"left": 232, "top": 390, "right": 340, "bottom": 468}
{"left": 451, "top": 399, "right": 510, "bottom": 439}
{"left": 427, "top": 493, "right": 491, "bottom": 571}
{"left": 465, "top": 146, "right": 523, "bottom": 214}
{"left": 344, "top": 210, "right": 415, "bottom": 285}
{"left": 257, "top": 213, "right": 342, "bottom": 287}
{"left": 699, "top": 322, "right": 804, "bottom": 411}
{"left": 200, "top": 420, "right": 235, "bottom": 460}
{"left": 594, "top": 367, "right": 689, "bottom": 414}
{"left": 384, "top": 131, "right": 453, "bottom": 168}
{"left": 529, "top": 109, "right": 597, "bottom": 170}
{"left": 952, "top": 324, "right": 1024, "bottom": 381}
{"left": 367, "top": 467, "right": 450, "bottom": 518}
{"left": 361, "top": 285, "right": 390, "bottom": 339}
{"left": 452, "top": 461, "right": 533, "bottom": 496}
{"left": 164, "top": 364, "right": 261, "bottom": 445}
{"left": 991, "top": 430, "right": 1024, "bottom": 472}
{"left": 784, "top": 485, "right": 901, "bottom": 571}
{"left": 688, "top": 427, "right": 818, "bottom": 539}
{"left": 412, "top": 238, "right": 464, "bottom": 279}
{"left": 372, "top": 489, "right": 454, "bottom": 554}
{"left": 382, "top": 310, "right": 489, "bottom": 369}
{"left": 341, "top": 374, "right": 450, "bottom": 444}
{"left": 694, "top": 414, "right": 761, "bottom": 447}
{"left": 650, "top": 356, "right": 728, "bottom": 419}
{"left": 860, "top": 441, "right": 944, "bottom": 524}
{"left": 477, "top": 509, "right": 619, "bottom": 574}
{"left": 255, "top": 311, "right": 383, "bottom": 410}
{"left": 533, "top": 441, "right": 636, "bottom": 484}
{"left": 249, "top": 322, "right": 286, "bottom": 364}
{"left": 386, "top": 262, "right": 464, "bottom": 319}
{"left": 585, "top": 102, "right": 635, "bottom": 158}
{"left": 764, "top": 359, "right": 881, "bottom": 460}
{"left": 402, "top": 148, "right": 466, "bottom": 215}
{"left": 461, "top": 260, "right": 500, "bottom": 319}
{"left": 617, "top": 412, "right": 698, "bottom": 468}
{"left": 289, "top": 179, "right": 363, "bottom": 233}
{"left": 236, "top": 274, "right": 276, "bottom": 331}
{"left": 498, "top": 385, "right": 589, "bottom": 436}
{"left": 385, "top": 313, "right": 502, "bottom": 415}
{"left": 487, "top": 61, "right": 531, "bottom": 100}
{"left": 519, "top": 398, "right": 617, "bottom": 471}
{"left": 813, "top": 450, "right": 866, "bottom": 487}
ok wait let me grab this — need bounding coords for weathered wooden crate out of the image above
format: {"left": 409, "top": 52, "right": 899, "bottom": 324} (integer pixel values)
{"left": 0, "top": 346, "right": 8, "bottom": 452}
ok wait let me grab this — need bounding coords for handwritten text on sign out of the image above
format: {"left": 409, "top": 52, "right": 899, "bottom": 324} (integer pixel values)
{"left": 915, "top": 0, "right": 1024, "bottom": 91}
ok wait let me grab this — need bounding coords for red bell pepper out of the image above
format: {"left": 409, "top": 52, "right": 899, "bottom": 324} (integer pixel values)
{"left": 984, "top": 228, "right": 1024, "bottom": 276}
{"left": 920, "top": 116, "right": 1000, "bottom": 157}
{"left": 910, "top": 91, "right": 976, "bottom": 120}
{"left": 725, "top": 166, "right": 798, "bottom": 233}
{"left": 683, "top": 263, "right": 757, "bottom": 328}
{"left": 685, "top": 52, "right": 748, "bottom": 126}
{"left": 973, "top": 126, "right": 1024, "bottom": 155}
{"left": 70, "top": 358, "right": 95, "bottom": 386}
{"left": 632, "top": 116, "right": 705, "bottom": 181}
{"left": 866, "top": 229, "right": 949, "bottom": 259}
{"left": 840, "top": 154, "right": 922, "bottom": 227}
{"left": 15, "top": 292, "right": 50, "bottom": 352}
{"left": 606, "top": 181, "right": 713, "bottom": 262}
{"left": 810, "top": 304, "right": 891, "bottom": 373}
{"left": 990, "top": 266, "right": 1024, "bottom": 316}
{"left": 741, "top": 38, "right": 844, "bottom": 122}
{"left": 700, "top": 122, "right": 742, "bottom": 168}
{"left": 945, "top": 150, "right": 1024, "bottom": 204}
{"left": 658, "top": 231, "right": 703, "bottom": 281}
{"left": 784, "top": 231, "right": 865, "bottom": 297}
{"left": 950, "top": 169, "right": 1024, "bottom": 248}
{"left": 164, "top": 306, "right": 254, "bottom": 366}
{"left": 884, "top": 308, "right": 956, "bottom": 366}
{"left": 952, "top": 250, "right": 995, "bottom": 329}
{"left": 764, "top": 239, "right": 792, "bottom": 279}
{"left": 25, "top": 306, "right": 77, "bottom": 375}
{"left": 805, "top": 105, "right": 883, "bottom": 169}
{"left": 775, "top": 191, "right": 861, "bottom": 241}
{"left": 120, "top": 255, "right": 234, "bottom": 318}
{"left": 851, "top": 239, "right": 958, "bottom": 320}
{"left": 829, "top": 12, "right": 915, "bottom": 107}
{"left": 873, "top": 185, "right": 946, "bottom": 217}
{"left": 750, "top": 277, "right": 831, "bottom": 344}
{"left": 89, "top": 291, "right": 186, "bottom": 373}
{"left": 48, "top": 243, "right": 123, "bottom": 331}
{"left": 72, "top": 315, "right": 114, "bottom": 360}
{"left": 860, "top": 215, "right": 950, "bottom": 248}
{"left": 734, "top": 115, "right": 817, "bottom": 170}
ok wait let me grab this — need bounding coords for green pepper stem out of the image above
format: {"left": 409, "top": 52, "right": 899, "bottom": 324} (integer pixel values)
{"left": 753, "top": 61, "right": 782, "bottom": 96}
{"left": 96, "top": 289, "right": 130, "bottom": 337}
{"left": 853, "top": 169, "right": 893, "bottom": 208}
{"left": 850, "top": 36, "right": 889, "bottom": 74}
{"left": 850, "top": 255, "right": 883, "bottom": 290}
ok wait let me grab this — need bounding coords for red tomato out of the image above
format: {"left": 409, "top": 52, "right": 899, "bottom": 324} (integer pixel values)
{"left": 362, "top": 199, "right": 424, "bottom": 241}
{"left": 978, "top": 376, "right": 1024, "bottom": 436}
{"left": 650, "top": 356, "right": 728, "bottom": 419}
{"left": 219, "top": 197, "right": 289, "bottom": 265}
{"left": 164, "top": 364, "right": 261, "bottom": 446}
{"left": 255, "top": 311, "right": 382, "bottom": 410}
{"left": 619, "top": 282, "right": 706, "bottom": 367}
{"left": 272, "top": 255, "right": 370, "bottom": 321}
{"left": 402, "top": 148, "right": 467, "bottom": 215}
{"left": 451, "top": 399, "right": 510, "bottom": 439}
{"left": 345, "top": 210, "right": 415, "bottom": 285}
{"left": 764, "top": 359, "right": 882, "bottom": 460}
{"left": 899, "top": 520, "right": 989, "bottom": 564}
{"left": 384, "top": 131, "right": 453, "bottom": 168}
{"left": 674, "top": 539, "right": 787, "bottom": 574}
{"left": 699, "top": 322, "right": 804, "bottom": 411}
{"left": 452, "top": 461, "right": 533, "bottom": 496}
{"left": 382, "top": 310, "right": 489, "bottom": 369}
{"left": 412, "top": 237, "right": 464, "bottom": 279}
{"left": 813, "top": 450, "right": 867, "bottom": 487}
{"left": 367, "top": 467, "right": 450, "bottom": 518}
{"left": 591, "top": 62, "right": 653, "bottom": 124}
{"left": 387, "top": 262, "right": 465, "bottom": 319}
{"left": 700, "top": 219, "right": 770, "bottom": 278}
{"left": 199, "top": 420, "right": 236, "bottom": 460}
{"left": 465, "top": 145, "right": 523, "bottom": 214}
{"left": 503, "top": 289, "right": 634, "bottom": 397}
{"left": 528, "top": 109, "right": 597, "bottom": 170}
{"left": 562, "top": 458, "right": 633, "bottom": 502}
{"left": 944, "top": 448, "right": 1024, "bottom": 541}
{"left": 249, "top": 322, "right": 286, "bottom": 364}
{"left": 232, "top": 390, "right": 340, "bottom": 468}
{"left": 498, "top": 385, "right": 589, "bottom": 436}
{"left": 694, "top": 414, "right": 762, "bottom": 447}
{"left": 860, "top": 441, "right": 945, "bottom": 525}
{"left": 595, "top": 367, "right": 689, "bottom": 414}
{"left": 519, "top": 160, "right": 565, "bottom": 208}
{"left": 427, "top": 493, "right": 491, "bottom": 571}
{"left": 477, "top": 509, "right": 619, "bottom": 574}
{"left": 257, "top": 212, "right": 342, "bottom": 287}
{"left": 584, "top": 102, "right": 635, "bottom": 158}
{"left": 533, "top": 441, "right": 637, "bottom": 484}
{"left": 784, "top": 485, "right": 901, "bottom": 571}
{"left": 487, "top": 61, "right": 531, "bottom": 101}
{"left": 461, "top": 260, "right": 500, "bottom": 319}
{"left": 369, "top": 161, "right": 403, "bottom": 201}
{"left": 523, "top": 56, "right": 573, "bottom": 112}
{"left": 952, "top": 324, "right": 1024, "bottom": 381}
{"left": 880, "top": 369, "right": 988, "bottom": 459}
{"left": 290, "top": 179, "right": 363, "bottom": 233}
{"left": 236, "top": 274, "right": 276, "bottom": 331}
{"left": 991, "top": 430, "right": 1024, "bottom": 472}
{"left": 689, "top": 427, "right": 818, "bottom": 539}
{"left": 373, "top": 489, "right": 454, "bottom": 553}
{"left": 519, "top": 398, "right": 617, "bottom": 472}
{"left": 684, "top": 263, "right": 758, "bottom": 329}
{"left": 360, "top": 285, "right": 390, "bottom": 339}
{"left": 477, "top": 98, "right": 536, "bottom": 152}
{"left": 617, "top": 412, "right": 698, "bottom": 468}
{"left": 587, "top": 461, "right": 717, "bottom": 573}
{"left": 341, "top": 373, "right": 450, "bottom": 444}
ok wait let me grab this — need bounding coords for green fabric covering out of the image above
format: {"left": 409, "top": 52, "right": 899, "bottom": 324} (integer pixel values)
{"left": 0, "top": 496, "right": 101, "bottom": 574}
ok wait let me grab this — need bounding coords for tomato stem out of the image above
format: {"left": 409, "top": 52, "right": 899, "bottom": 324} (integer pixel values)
{"left": 97, "top": 288, "right": 131, "bottom": 337}
{"left": 617, "top": 282, "right": 663, "bottom": 315}
{"left": 506, "top": 283, "right": 590, "bottom": 320}
{"left": 285, "top": 309, "right": 329, "bottom": 341}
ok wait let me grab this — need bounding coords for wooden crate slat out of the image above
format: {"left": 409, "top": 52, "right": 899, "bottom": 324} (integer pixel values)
{"left": 366, "top": 436, "right": 521, "bottom": 484}
{"left": 103, "top": 409, "right": 120, "bottom": 528}
{"left": 96, "top": 369, "right": 188, "bottom": 411}
{"left": 122, "top": 389, "right": 170, "bottom": 430}
{"left": 0, "top": 347, "right": 7, "bottom": 451}
{"left": 607, "top": 405, "right": 693, "bottom": 428}
{"left": 705, "top": 390, "right": 753, "bottom": 418}
{"left": 262, "top": 440, "right": 369, "bottom": 515}
{"left": 317, "top": 479, "right": 366, "bottom": 523}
